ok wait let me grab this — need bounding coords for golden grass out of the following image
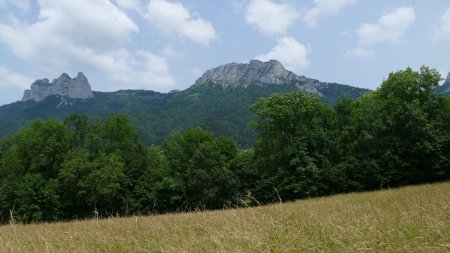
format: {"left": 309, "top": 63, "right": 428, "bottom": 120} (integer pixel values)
{"left": 1, "top": 182, "right": 449, "bottom": 252}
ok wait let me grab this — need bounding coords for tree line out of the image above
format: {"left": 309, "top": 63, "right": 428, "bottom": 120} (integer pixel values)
{"left": 0, "top": 66, "right": 448, "bottom": 223}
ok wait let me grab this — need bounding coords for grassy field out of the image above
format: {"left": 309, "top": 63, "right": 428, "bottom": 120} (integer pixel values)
{"left": 0, "top": 182, "right": 449, "bottom": 252}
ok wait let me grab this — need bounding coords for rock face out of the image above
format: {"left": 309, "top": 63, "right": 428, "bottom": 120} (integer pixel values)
{"left": 435, "top": 72, "right": 450, "bottom": 96}
{"left": 444, "top": 72, "right": 450, "bottom": 85}
{"left": 22, "top": 72, "right": 94, "bottom": 102}
{"left": 194, "top": 59, "right": 322, "bottom": 94}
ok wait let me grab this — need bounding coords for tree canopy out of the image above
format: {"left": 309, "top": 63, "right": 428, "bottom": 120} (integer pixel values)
{"left": 0, "top": 66, "right": 448, "bottom": 223}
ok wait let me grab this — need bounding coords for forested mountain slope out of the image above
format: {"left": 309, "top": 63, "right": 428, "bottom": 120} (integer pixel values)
{"left": 0, "top": 60, "right": 369, "bottom": 146}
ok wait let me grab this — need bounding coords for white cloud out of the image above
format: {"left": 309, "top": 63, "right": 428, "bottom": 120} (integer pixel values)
{"left": 348, "top": 6, "right": 415, "bottom": 59}
{"left": 0, "top": 0, "right": 30, "bottom": 12}
{"left": 113, "top": 0, "right": 142, "bottom": 11}
{"left": 145, "top": 0, "right": 216, "bottom": 46}
{"left": 108, "top": 51, "right": 175, "bottom": 91}
{"left": 303, "top": 0, "right": 355, "bottom": 28}
{"left": 245, "top": 0, "right": 299, "bottom": 36}
{"left": 0, "top": 66, "right": 32, "bottom": 89}
{"left": 432, "top": 8, "right": 450, "bottom": 41}
{"left": 357, "top": 7, "right": 415, "bottom": 46}
{"left": 256, "top": 36, "right": 309, "bottom": 73}
{"left": 0, "top": 0, "right": 176, "bottom": 92}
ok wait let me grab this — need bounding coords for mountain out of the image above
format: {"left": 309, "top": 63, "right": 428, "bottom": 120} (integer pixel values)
{"left": 195, "top": 60, "right": 307, "bottom": 86}
{"left": 436, "top": 72, "right": 450, "bottom": 96}
{"left": 22, "top": 72, "right": 94, "bottom": 102}
{"left": 194, "top": 59, "right": 361, "bottom": 101}
{"left": 0, "top": 60, "right": 369, "bottom": 147}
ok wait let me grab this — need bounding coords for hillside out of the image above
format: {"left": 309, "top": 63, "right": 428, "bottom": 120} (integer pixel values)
{"left": 0, "top": 182, "right": 448, "bottom": 252}
{"left": 0, "top": 60, "right": 368, "bottom": 147}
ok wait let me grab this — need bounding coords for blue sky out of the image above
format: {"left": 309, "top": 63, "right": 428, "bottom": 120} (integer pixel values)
{"left": 0, "top": 0, "right": 449, "bottom": 105}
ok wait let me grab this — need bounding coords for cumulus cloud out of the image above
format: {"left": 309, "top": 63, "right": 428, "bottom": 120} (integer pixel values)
{"left": 245, "top": 0, "right": 299, "bottom": 36}
{"left": 0, "top": 0, "right": 176, "bottom": 91}
{"left": 347, "top": 6, "right": 415, "bottom": 58}
{"left": 107, "top": 50, "right": 175, "bottom": 90}
{"left": 256, "top": 36, "right": 309, "bottom": 73}
{"left": 303, "top": 0, "right": 355, "bottom": 28}
{"left": 113, "top": 0, "right": 142, "bottom": 11}
{"left": 432, "top": 8, "right": 450, "bottom": 41}
{"left": 357, "top": 7, "right": 415, "bottom": 46}
{"left": 0, "top": 66, "right": 32, "bottom": 89}
{"left": 145, "top": 0, "right": 216, "bottom": 46}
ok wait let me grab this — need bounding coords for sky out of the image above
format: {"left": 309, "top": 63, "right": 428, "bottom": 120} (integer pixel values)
{"left": 0, "top": 0, "right": 449, "bottom": 105}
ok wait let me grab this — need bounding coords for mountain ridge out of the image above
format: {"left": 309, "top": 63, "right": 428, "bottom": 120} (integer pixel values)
{"left": 1, "top": 60, "right": 370, "bottom": 146}
{"left": 194, "top": 59, "right": 323, "bottom": 95}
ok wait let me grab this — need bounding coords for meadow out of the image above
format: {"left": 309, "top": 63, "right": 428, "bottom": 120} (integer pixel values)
{"left": 0, "top": 182, "right": 449, "bottom": 252}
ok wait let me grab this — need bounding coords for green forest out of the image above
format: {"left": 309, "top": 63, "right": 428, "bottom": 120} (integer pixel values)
{"left": 0, "top": 75, "right": 367, "bottom": 148}
{"left": 0, "top": 66, "right": 449, "bottom": 223}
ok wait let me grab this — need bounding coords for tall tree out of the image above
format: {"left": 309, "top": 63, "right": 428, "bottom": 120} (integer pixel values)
{"left": 0, "top": 119, "right": 70, "bottom": 222}
{"left": 159, "top": 128, "right": 239, "bottom": 210}
{"left": 343, "top": 67, "right": 449, "bottom": 187}
{"left": 251, "top": 91, "right": 335, "bottom": 202}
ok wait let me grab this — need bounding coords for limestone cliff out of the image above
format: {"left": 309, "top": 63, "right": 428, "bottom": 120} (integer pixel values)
{"left": 22, "top": 72, "right": 94, "bottom": 102}
{"left": 194, "top": 59, "right": 322, "bottom": 95}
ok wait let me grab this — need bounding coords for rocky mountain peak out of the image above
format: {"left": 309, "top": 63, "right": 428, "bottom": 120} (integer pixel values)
{"left": 22, "top": 72, "right": 94, "bottom": 102}
{"left": 194, "top": 59, "right": 323, "bottom": 95}
{"left": 194, "top": 59, "right": 310, "bottom": 86}
{"left": 77, "top": 72, "right": 88, "bottom": 80}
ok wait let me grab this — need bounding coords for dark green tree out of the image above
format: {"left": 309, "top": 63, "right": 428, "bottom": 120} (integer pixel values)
{"left": 0, "top": 119, "right": 70, "bottom": 222}
{"left": 93, "top": 114, "right": 147, "bottom": 213}
{"left": 132, "top": 145, "right": 166, "bottom": 214}
{"left": 158, "top": 128, "right": 239, "bottom": 210}
{"left": 341, "top": 67, "right": 450, "bottom": 187}
{"left": 251, "top": 91, "right": 335, "bottom": 202}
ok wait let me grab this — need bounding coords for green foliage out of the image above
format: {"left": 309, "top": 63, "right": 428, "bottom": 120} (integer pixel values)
{"left": 0, "top": 114, "right": 146, "bottom": 221}
{"left": 0, "top": 80, "right": 367, "bottom": 148}
{"left": 59, "top": 152, "right": 125, "bottom": 216}
{"left": 78, "top": 153, "right": 125, "bottom": 211}
{"left": 250, "top": 92, "right": 335, "bottom": 201}
{"left": 15, "top": 174, "right": 61, "bottom": 222}
{"left": 334, "top": 67, "right": 450, "bottom": 189}
{"left": 0, "top": 115, "right": 243, "bottom": 221}
{"left": 229, "top": 149, "right": 259, "bottom": 197}
{"left": 132, "top": 145, "right": 165, "bottom": 214}
{"left": 435, "top": 78, "right": 450, "bottom": 96}
{"left": 159, "top": 128, "right": 239, "bottom": 210}
{"left": 0, "top": 66, "right": 448, "bottom": 223}
{"left": 13, "top": 119, "right": 70, "bottom": 178}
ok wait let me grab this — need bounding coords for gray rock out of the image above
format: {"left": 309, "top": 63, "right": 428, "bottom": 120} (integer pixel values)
{"left": 22, "top": 72, "right": 94, "bottom": 102}
{"left": 444, "top": 72, "right": 450, "bottom": 85}
{"left": 194, "top": 59, "right": 322, "bottom": 95}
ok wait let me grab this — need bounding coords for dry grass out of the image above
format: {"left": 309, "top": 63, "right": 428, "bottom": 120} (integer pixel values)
{"left": 1, "top": 182, "right": 449, "bottom": 253}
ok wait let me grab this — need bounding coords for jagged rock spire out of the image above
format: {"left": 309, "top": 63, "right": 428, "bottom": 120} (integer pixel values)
{"left": 22, "top": 72, "right": 94, "bottom": 102}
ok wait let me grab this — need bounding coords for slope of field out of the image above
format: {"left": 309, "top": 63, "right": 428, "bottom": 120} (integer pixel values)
{"left": 1, "top": 182, "right": 449, "bottom": 252}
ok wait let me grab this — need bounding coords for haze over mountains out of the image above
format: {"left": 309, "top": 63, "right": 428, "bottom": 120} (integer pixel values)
{"left": 0, "top": 60, "right": 448, "bottom": 146}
